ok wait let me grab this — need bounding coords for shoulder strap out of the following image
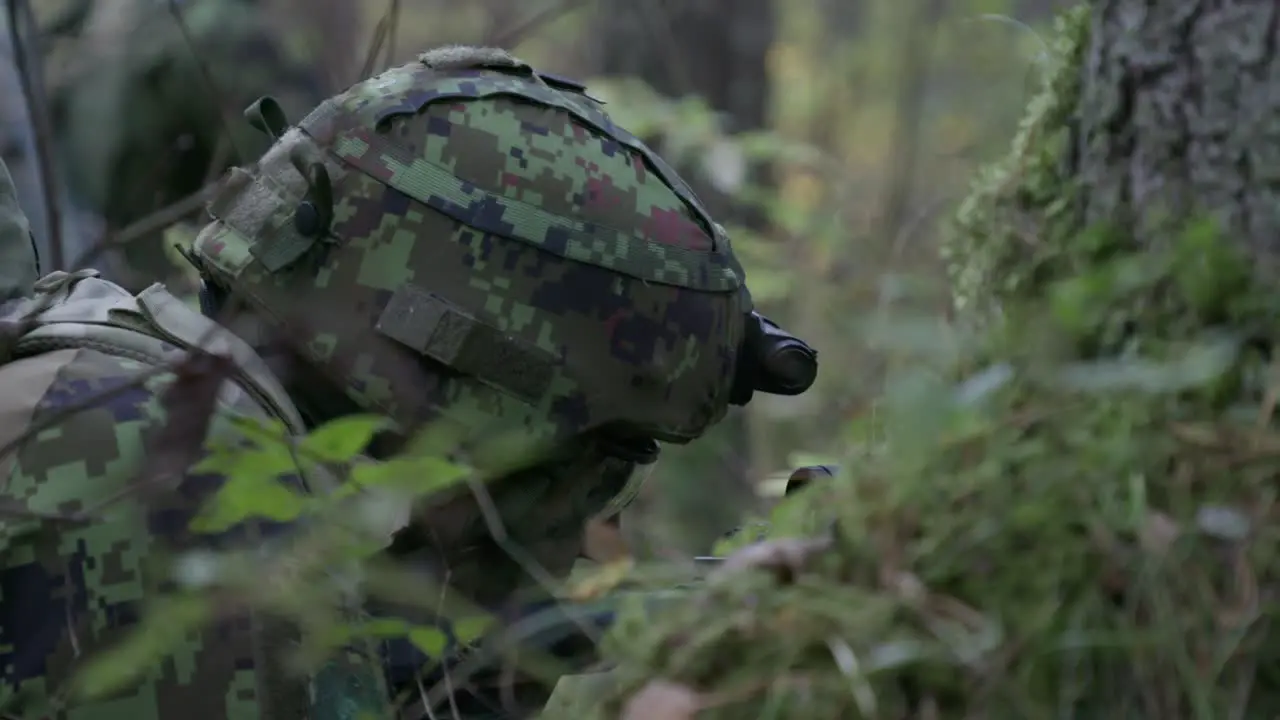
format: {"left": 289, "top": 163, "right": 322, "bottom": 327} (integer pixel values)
{"left": 135, "top": 283, "right": 306, "bottom": 432}
{"left": 8, "top": 270, "right": 306, "bottom": 433}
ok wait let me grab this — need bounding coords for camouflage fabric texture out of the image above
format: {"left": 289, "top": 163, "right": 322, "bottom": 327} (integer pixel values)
{"left": 0, "top": 270, "right": 388, "bottom": 719}
{"left": 49, "top": 0, "right": 326, "bottom": 290}
{"left": 193, "top": 45, "right": 747, "bottom": 451}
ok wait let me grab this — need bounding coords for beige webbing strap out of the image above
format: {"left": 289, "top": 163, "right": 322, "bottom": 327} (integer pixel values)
{"left": 137, "top": 285, "right": 308, "bottom": 433}
{"left": 375, "top": 284, "right": 556, "bottom": 404}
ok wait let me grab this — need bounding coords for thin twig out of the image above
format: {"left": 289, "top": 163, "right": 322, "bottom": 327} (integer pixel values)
{"left": 360, "top": 9, "right": 392, "bottom": 82}
{"left": 384, "top": 0, "right": 402, "bottom": 72}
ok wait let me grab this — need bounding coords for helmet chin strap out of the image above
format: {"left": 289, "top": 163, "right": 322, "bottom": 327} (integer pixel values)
{"left": 175, "top": 243, "right": 227, "bottom": 319}
{"left": 197, "top": 279, "right": 224, "bottom": 317}
{"left": 187, "top": 268, "right": 357, "bottom": 435}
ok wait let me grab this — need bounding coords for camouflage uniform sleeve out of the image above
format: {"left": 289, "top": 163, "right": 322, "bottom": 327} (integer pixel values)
{"left": 0, "top": 346, "right": 308, "bottom": 718}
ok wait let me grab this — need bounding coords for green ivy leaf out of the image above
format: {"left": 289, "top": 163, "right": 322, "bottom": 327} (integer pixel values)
{"left": 407, "top": 625, "right": 448, "bottom": 659}
{"left": 190, "top": 473, "right": 310, "bottom": 533}
{"left": 191, "top": 446, "right": 300, "bottom": 477}
{"left": 358, "top": 617, "right": 410, "bottom": 638}
{"left": 301, "top": 414, "right": 394, "bottom": 462}
{"left": 348, "top": 456, "right": 470, "bottom": 495}
{"left": 453, "top": 615, "right": 494, "bottom": 646}
{"left": 227, "top": 414, "right": 291, "bottom": 447}
{"left": 1172, "top": 216, "right": 1249, "bottom": 318}
{"left": 73, "top": 595, "right": 211, "bottom": 699}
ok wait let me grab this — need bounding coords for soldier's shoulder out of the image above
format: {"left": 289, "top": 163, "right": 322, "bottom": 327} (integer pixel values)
{"left": 0, "top": 344, "right": 304, "bottom": 717}
{"left": 0, "top": 345, "right": 273, "bottom": 509}
{"left": 0, "top": 343, "right": 156, "bottom": 427}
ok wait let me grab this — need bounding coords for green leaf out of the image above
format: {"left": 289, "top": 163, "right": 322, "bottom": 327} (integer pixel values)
{"left": 190, "top": 473, "right": 310, "bottom": 533}
{"left": 349, "top": 456, "right": 470, "bottom": 495}
{"left": 1172, "top": 216, "right": 1249, "bottom": 318}
{"left": 226, "top": 414, "right": 291, "bottom": 447}
{"left": 453, "top": 615, "right": 495, "bottom": 646}
{"left": 301, "top": 414, "right": 394, "bottom": 462}
{"left": 191, "top": 446, "right": 300, "bottom": 478}
{"left": 73, "top": 595, "right": 212, "bottom": 699}
{"left": 407, "top": 625, "right": 449, "bottom": 658}
{"left": 358, "top": 617, "right": 411, "bottom": 638}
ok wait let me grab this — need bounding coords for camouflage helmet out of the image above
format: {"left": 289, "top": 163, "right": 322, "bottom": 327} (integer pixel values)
{"left": 191, "top": 46, "right": 749, "bottom": 460}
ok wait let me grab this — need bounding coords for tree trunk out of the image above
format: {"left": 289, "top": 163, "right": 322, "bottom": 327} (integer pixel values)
{"left": 1077, "top": 0, "right": 1280, "bottom": 266}
{"left": 951, "top": 0, "right": 1280, "bottom": 322}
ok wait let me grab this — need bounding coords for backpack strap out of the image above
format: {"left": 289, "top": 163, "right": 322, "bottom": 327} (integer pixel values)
{"left": 10, "top": 270, "right": 306, "bottom": 433}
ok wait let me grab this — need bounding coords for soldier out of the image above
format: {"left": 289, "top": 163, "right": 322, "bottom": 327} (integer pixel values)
{"left": 0, "top": 45, "right": 816, "bottom": 718}
{"left": 48, "top": 0, "right": 327, "bottom": 292}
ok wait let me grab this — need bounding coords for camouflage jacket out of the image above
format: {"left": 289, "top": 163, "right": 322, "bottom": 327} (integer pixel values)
{"left": 0, "top": 270, "right": 387, "bottom": 719}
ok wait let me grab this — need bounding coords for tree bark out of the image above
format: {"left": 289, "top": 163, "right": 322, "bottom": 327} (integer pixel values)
{"left": 950, "top": 0, "right": 1280, "bottom": 324}
{"left": 1077, "top": 0, "right": 1280, "bottom": 268}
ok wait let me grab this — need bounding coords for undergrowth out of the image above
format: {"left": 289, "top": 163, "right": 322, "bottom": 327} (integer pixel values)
{"left": 556, "top": 6, "right": 1280, "bottom": 718}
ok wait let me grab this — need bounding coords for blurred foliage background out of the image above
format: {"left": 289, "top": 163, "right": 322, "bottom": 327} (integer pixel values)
{"left": 32, "top": 0, "right": 1071, "bottom": 558}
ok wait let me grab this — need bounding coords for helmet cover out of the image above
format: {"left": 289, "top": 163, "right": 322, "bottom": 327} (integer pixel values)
{"left": 192, "top": 46, "right": 749, "bottom": 462}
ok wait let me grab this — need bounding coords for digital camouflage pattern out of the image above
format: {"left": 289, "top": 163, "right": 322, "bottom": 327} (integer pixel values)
{"left": 50, "top": 0, "right": 326, "bottom": 290}
{"left": 194, "top": 45, "right": 746, "bottom": 448}
{"left": 0, "top": 268, "right": 389, "bottom": 718}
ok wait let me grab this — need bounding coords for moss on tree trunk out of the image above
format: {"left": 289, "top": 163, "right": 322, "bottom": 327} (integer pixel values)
{"left": 952, "top": 0, "right": 1280, "bottom": 326}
